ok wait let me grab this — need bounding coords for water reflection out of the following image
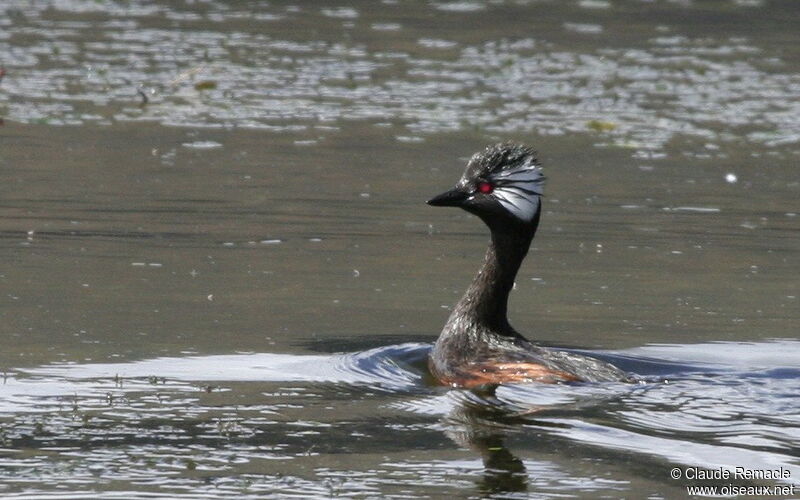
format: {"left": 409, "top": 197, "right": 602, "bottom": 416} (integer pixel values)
{"left": 446, "top": 422, "right": 528, "bottom": 495}
{"left": 440, "top": 390, "right": 563, "bottom": 495}
{"left": 1, "top": 340, "right": 798, "bottom": 496}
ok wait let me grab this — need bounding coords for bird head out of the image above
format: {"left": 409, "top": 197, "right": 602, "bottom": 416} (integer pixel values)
{"left": 427, "top": 143, "right": 545, "bottom": 228}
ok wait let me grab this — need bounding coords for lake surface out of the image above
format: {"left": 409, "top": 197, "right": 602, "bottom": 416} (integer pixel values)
{"left": 1, "top": 0, "right": 798, "bottom": 498}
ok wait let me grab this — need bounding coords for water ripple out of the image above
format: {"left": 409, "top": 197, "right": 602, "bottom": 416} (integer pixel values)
{"left": 1, "top": 340, "right": 797, "bottom": 498}
{"left": 1, "top": 1, "right": 799, "bottom": 152}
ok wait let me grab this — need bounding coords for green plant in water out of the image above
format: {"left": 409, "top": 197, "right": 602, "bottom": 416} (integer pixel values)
{"left": 586, "top": 119, "right": 617, "bottom": 132}
{"left": 194, "top": 81, "right": 218, "bottom": 91}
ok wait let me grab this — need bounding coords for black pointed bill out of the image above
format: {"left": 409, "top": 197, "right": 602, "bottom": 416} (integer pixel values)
{"left": 427, "top": 188, "right": 469, "bottom": 207}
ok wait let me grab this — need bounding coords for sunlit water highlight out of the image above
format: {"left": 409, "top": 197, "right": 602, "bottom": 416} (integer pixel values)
{"left": 2, "top": 1, "right": 800, "bottom": 152}
{"left": 1, "top": 341, "right": 797, "bottom": 498}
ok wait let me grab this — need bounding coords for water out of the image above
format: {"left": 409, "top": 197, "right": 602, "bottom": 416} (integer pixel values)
{"left": 1, "top": 341, "right": 798, "bottom": 497}
{"left": 1, "top": 0, "right": 799, "bottom": 498}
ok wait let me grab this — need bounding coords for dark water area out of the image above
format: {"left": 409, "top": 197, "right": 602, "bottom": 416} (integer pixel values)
{"left": 1, "top": 0, "right": 799, "bottom": 498}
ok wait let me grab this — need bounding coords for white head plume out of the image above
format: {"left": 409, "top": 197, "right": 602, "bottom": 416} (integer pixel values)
{"left": 488, "top": 155, "right": 544, "bottom": 222}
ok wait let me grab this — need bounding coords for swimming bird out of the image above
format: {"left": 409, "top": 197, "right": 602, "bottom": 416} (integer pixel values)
{"left": 427, "top": 143, "right": 631, "bottom": 387}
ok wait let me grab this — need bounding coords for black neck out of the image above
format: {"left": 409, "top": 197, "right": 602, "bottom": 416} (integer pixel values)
{"left": 449, "top": 209, "right": 541, "bottom": 335}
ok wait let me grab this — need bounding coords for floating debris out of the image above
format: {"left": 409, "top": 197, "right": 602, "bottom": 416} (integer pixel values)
{"left": 321, "top": 7, "right": 359, "bottom": 18}
{"left": 136, "top": 88, "right": 148, "bottom": 106}
{"left": 372, "top": 23, "right": 401, "bottom": 31}
{"left": 193, "top": 80, "right": 217, "bottom": 91}
{"left": 182, "top": 141, "right": 222, "bottom": 149}
{"left": 586, "top": 120, "right": 617, "bottom": 132}
{"left": 396, "top": 136, "right": 425, "bottom": 143}
{"left": 564, "top": 22, "right": 604, "bottom": 34}
{"left": 418, "top": 39, "right": 458, "bottom": 49}
{"left": 169, "top": 65, "right": 206, "bottom": 88}
{"left": 433, "top": 2, "right": 485, "bottom": 12}
{"left": 579, "top": 0, "right": 611, "bottom": 8}
{"left": 669, "top": 207, "right": 721, "bottom": 213}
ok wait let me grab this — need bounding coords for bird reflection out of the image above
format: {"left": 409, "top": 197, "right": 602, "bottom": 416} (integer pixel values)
{"left": 441, "top": 388, "right": 543, "bottom": 495}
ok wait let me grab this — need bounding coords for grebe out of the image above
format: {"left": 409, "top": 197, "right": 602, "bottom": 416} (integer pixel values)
{"left": 427, "top": 143, "right": 631, "bottom": 388}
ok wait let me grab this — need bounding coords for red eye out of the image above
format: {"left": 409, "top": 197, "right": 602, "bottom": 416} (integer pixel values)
{"left": 477, "top": 182, "right": 493, "bottom": 194}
